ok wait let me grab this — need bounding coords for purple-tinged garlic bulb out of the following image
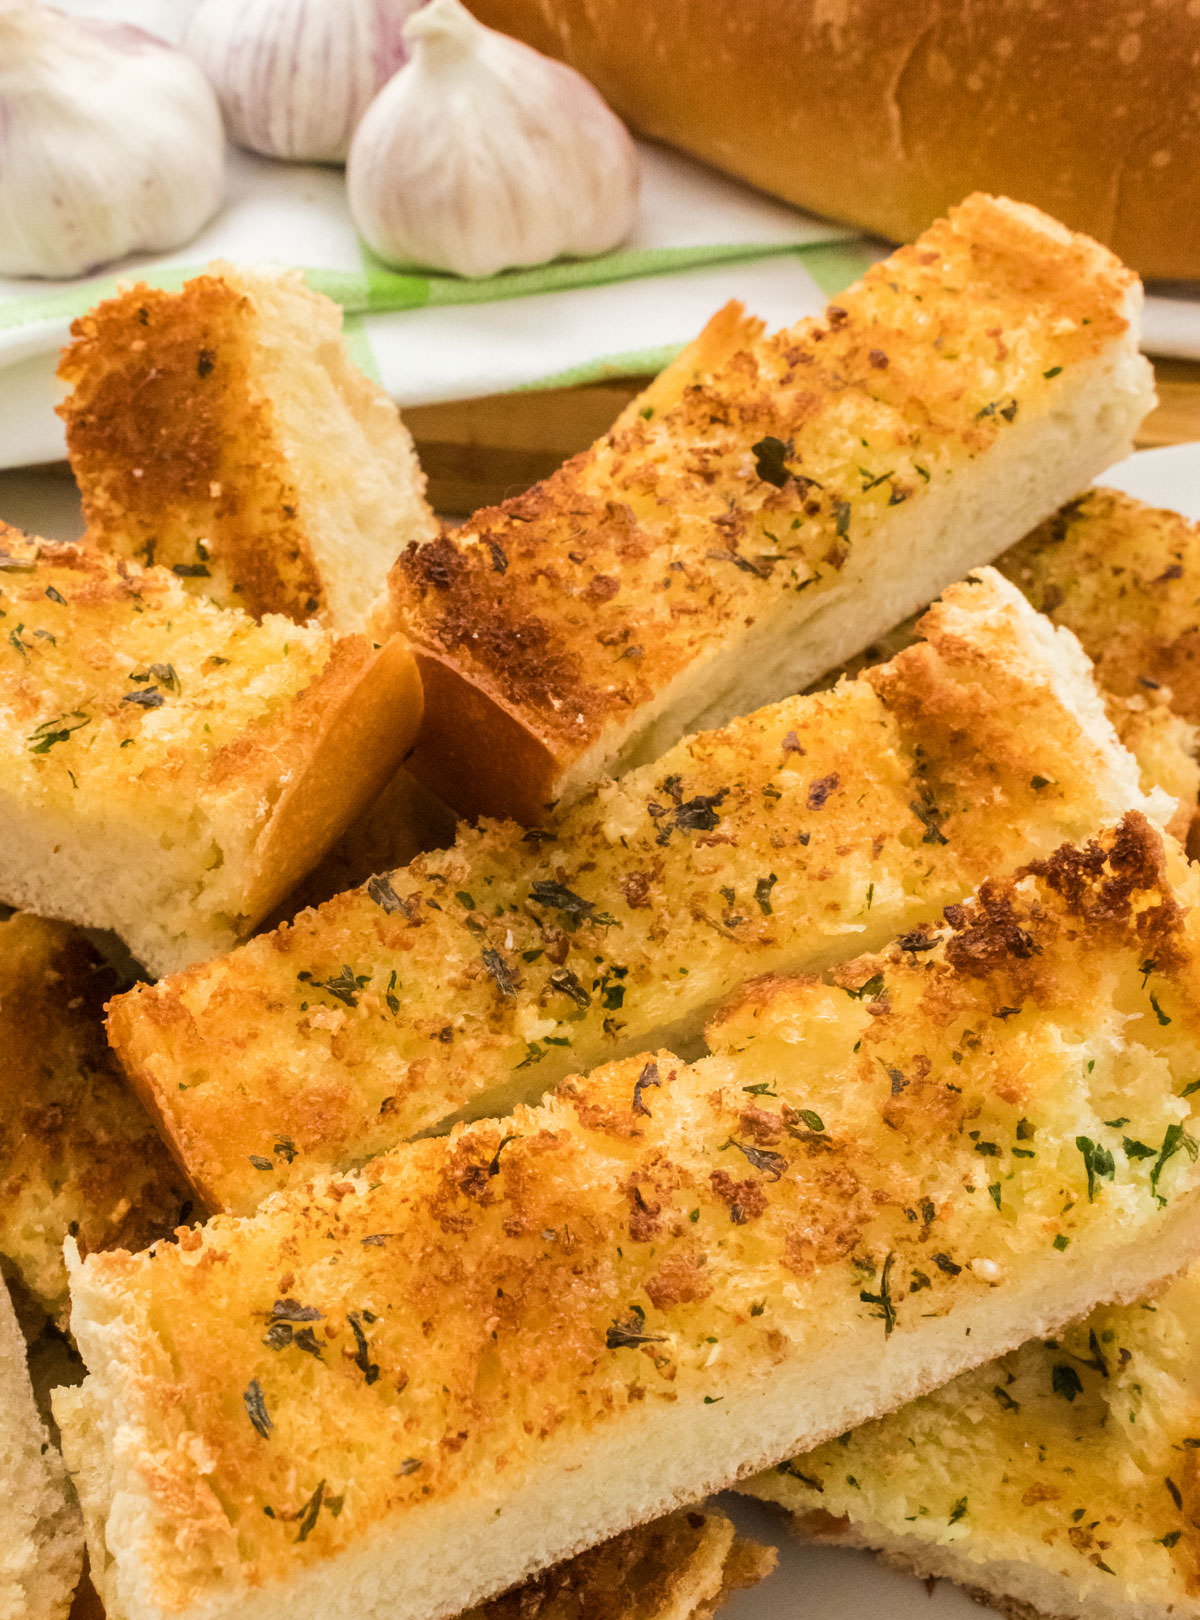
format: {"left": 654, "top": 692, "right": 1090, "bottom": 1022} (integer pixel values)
{"left": 346, "top": 0, "right": 640, "bottom": 279}
{"left": 184, "top": 0, "right": 422, "bottom": 163}
{"left": 0, "top": 0, "right": 225, "bottom": 279}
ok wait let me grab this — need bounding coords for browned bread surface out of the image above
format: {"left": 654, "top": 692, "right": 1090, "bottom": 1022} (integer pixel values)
{"left": 62, "top": 815, "right": 1200, "bottom": 1620}
{"left": 385, "top": 194, "right": 1150, "bottom": 822}
{"left": 469, "top": 0, "right": 1200, "bottom": 279}
{"left": 0, "top": 913, "right": 191, "bottom": 1325}
{"left": 106, "top": 571, "right": 1153, "bottom": 1213}
{"left": 59, "top": 266, "right": 437, "bottom": 631}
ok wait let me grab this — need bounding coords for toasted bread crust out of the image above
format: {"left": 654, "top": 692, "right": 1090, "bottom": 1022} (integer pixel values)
{"left": 106, "top": 571, "right": 1152, "bottom": 1213}
{"left": 387, "top": 193, "right": 1148, "bottom": 819}
{"left": 0, "top": 526, "right": 423, "bottom": 974}
{"left": 61, "top": 275, "right": 324, "bottom": 620}
{"left": 0, "top": 914, "right": 191, "bottom": 1325}
{"left": 60, "top": 267, "right": 436, "bottom": 632}
{"left": 65, "top": 817, "right": 1200, "bottom": 1620}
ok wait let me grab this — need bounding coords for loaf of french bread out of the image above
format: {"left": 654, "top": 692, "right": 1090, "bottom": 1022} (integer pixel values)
{"left": 469, "top": 0, "right": 1200, "bottom": 279}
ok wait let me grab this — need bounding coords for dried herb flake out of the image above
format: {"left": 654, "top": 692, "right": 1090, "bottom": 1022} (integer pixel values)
{"left": 605, "top": 1304, "right": 664, "bottom": 1350}
{"left": 243, "top": 1379, "right": 273, "bottom": 1439}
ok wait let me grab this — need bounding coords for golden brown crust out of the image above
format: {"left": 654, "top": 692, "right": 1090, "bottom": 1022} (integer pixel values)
{"left": 60, "top": 276, "right": 324, "bottom": 621}
{"left": 66, "top": 815, "right": 1200, "bottom": 1613}
{"left": 388, "top": 193, "right": 1141, "bottom": 819}
{"left": 1000, "top": 488, "right": 1200, "bottom": 721}
{"left": 406, "top": 644, "right": 564, "bottom": 824}
{"left": 236, "top": 632, "right": 425, "bottom": 927}
{"left": 105, "top": 571, "right": 1146, "bottom": 1213}
{"left": 469, "top": 0, "right": 1200, "bottom": 279}
{"left": 0, "top": 914, "right": 191, "bottom": 1325}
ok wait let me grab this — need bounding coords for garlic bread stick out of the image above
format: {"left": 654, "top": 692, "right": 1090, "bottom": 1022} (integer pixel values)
{"left": 109, "top": 570, "right": 1161, "bottom": 1212}
{"left": 61, "top": 814, "right": 1200, "bottom": 1620}
{"left": 384, "top": 192, "right": 1152, "bottom": 820}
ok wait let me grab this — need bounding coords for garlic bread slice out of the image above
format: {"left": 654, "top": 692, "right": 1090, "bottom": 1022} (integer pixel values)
{"left": 0, "top": 529, "right": 423, "bottom": 976}
{"left": 109, "top": 569, "right": 1159, "bottom": 1213}
{"left": 385, "top": 192, "right": 1153, "bottom": 821}
{"left": 62, "top": 814, "right": 1200, "bottom": 1620}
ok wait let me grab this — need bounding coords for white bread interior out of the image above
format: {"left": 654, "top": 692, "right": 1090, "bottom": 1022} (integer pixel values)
{"left": 220, "top": 266, "right": 438, "bottom": 632}
{"left": 0, "top": 1279, "right": 82, "bottom": 1619}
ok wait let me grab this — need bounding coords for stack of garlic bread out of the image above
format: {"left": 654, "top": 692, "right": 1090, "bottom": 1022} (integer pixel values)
{"left": 107, "top": 568, "right": 1161, "bottom": 1212}
{"left": 58, "top": 815, "right": 1200, "bottom": 1620}
{"left": 7, "top": 189, "right": 1200, "bottom": 1620}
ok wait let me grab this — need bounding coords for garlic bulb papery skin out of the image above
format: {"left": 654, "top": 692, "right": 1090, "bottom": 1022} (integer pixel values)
{"left": 184, "top": 0, "right": 421, "bottom": 163}
{"left": 346, "top": 0, "right": 640, "bottom": 279}
{"left": 0, "top": 1, "right": 226, "bottom": 280}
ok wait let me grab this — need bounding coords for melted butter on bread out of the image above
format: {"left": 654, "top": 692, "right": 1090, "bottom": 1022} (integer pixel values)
{"left": 108, "top": 570, "right": 1159, "bottom": 1213}
{"left": 63, "top": 816, "right": 1200, "bottom": 1620}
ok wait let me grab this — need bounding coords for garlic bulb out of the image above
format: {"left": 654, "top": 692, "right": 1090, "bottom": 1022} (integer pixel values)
{"left": 184, "top": 0, "right": 420, "bottom": 163}
{"left": 0, "top": 1, "right": 225, "bottom": 280}
{"left": 346, "top": 0, "right": 640, "bottom": 278}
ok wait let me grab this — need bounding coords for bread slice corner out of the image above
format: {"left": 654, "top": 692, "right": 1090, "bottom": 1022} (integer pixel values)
{"left": 59, "top": 263, "right": 437, "bottom": 633}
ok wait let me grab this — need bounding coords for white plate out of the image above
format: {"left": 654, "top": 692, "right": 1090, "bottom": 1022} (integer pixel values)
{"left": 3, "top": 442, "right": 1196, "bottom": 1617}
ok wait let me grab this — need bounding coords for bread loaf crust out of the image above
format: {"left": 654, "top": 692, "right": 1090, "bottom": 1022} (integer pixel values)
{"left": 469, "top": 0, "right": 1200, "bottom": 279}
